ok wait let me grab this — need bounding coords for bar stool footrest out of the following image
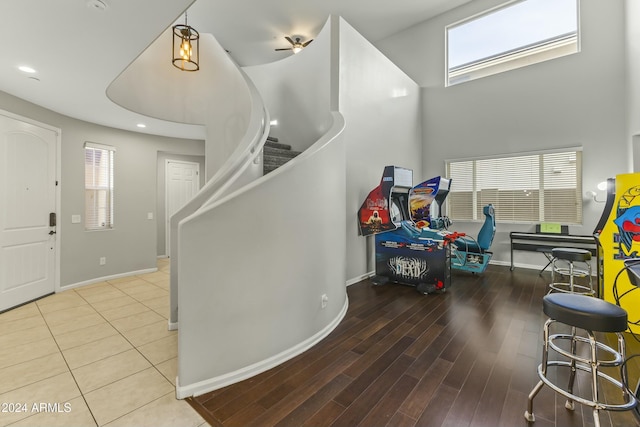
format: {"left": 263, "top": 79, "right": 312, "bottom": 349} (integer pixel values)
{"left": 548, "top": 282, "right": 595, "bottom": 295}
{"left": 537, "top": 361, "right": 637, "bottom": 412}
{"left": 553, "top": 266, "right": 590, "bottom": 277}
{"left": 548, "top": 333, "right": 623, "bottom": 366}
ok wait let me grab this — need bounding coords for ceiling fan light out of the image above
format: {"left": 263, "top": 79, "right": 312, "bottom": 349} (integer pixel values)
{"left": 275, "top": 36, "right": 313, "bottom": 54}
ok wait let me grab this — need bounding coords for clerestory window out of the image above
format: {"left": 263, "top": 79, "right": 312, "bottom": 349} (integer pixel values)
{"left": 446, "top": 0, "right": 579, "bottom": 86}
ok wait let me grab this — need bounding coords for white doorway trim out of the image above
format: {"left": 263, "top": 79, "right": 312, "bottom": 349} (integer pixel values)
{"left": 165, "top": 159, "right": 200, "bottom": 257}
{"left": 0, "top": 109, "right": 61, "bottom": 298}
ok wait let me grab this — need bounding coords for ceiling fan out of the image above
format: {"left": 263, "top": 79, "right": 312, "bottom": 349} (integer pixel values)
{"left": 275, "top": 36, "right": 313, "bottom": 54}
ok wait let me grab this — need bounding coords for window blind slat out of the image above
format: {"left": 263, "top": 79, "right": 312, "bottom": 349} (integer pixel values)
{"left": 85, "top": 145, "right": 114, "bottom": 230}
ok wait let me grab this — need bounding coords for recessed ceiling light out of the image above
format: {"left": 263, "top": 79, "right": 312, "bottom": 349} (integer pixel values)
{"left": 136, "top": 123, "right": 146, "bottom": 128}
{"left": 18, "top": 66, "right": 36, "bottom": 73}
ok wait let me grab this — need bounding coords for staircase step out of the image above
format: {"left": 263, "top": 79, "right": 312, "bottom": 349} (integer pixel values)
{"left": 264, "top": 140, "right": 291, "bottom": 151}
{"left": 264, "top": 146, "right": 300, "bottom": 159}
{"left": 262, "top": 137, "right": 301, "bottom": 174}
{"left": 263, "top": 155, "right": 293, "bottom": 167}
{"left": 264, "top": 164, "right": 281, "bottom": 174}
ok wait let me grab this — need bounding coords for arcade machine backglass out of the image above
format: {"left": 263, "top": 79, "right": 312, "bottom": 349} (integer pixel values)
{"left": 358, "top": 166, "right": 451, "bottom": 294}
{"left": 410, "top": 176, "right": 452, "bottom": 230}
{"left": 594, "top": 173, "right": 640, "bottom": 332}
{"left": 410, "top": 177, "right": 496, "bottom": 274}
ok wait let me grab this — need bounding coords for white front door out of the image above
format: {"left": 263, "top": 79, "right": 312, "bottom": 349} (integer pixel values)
{"left": 165, "top": 160, "right": 200, "bottom": 257}
{"left": 0, "top": 113, "right": 58, "bottom": 312}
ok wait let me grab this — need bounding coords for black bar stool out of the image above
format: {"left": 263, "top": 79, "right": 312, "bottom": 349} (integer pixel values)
{"left": 525, "top": 293, "right": 636, "bottom": 427}
{"left": 549, "top": 247, "right": 594, "bottom": 296}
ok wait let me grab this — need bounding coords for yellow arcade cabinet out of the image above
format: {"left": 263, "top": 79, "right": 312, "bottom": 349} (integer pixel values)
{"left": 594, "top": 173, "right": 640, "bottom": 332}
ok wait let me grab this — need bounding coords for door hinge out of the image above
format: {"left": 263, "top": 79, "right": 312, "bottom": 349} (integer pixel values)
{"left": 55, "top": 180, "right": 59, "bottom": 186}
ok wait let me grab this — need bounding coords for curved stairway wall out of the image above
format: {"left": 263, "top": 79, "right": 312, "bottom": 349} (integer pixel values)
{"left": 106, "top": 28, "right": 270, "bottom": 329}
{"left": 177, "top": 112, "right": 346, "bottom": 398}
{"left": 109, "top": 13, "right": 421, "bottom": 399}
{"left": 175, "top": 17, "right": 348, "bottom": 398}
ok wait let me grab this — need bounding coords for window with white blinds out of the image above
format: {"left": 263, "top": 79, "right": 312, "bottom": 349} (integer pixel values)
{"left": 445, "top": 150, "right": 582, "bottom": 224}
{"left": 84, "top": 142, "right": 115, "bottom": 230}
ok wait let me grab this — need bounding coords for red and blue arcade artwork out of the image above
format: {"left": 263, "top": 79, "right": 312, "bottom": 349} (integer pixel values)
{"left": 358, "top": 166, "right": 451, "bottom": 294}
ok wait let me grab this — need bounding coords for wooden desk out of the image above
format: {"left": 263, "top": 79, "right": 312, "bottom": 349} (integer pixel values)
{"left": 510, "top": 232, "right": 597, "bottom": 273}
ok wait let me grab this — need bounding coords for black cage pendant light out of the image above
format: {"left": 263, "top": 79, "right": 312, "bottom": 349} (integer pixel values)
{"left": 172, "top": 11, "right": 199, "bottom": 71}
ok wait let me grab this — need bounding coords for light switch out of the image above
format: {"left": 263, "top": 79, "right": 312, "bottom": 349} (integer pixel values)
{"left": 147, "top": 212, "right": 154, "bottom": 220}
{"left": 71, "top": 215, "right": 81, "bottom": 224}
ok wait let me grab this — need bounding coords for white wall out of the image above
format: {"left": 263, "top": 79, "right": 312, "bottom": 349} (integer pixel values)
{"left": 245, "top": 16, "right": 422, "bottom": 283}
{"left": 174, "top": 15, "right": 424, "bottom": 396}
{"left": 243, "top": 21, "right": 333, "bottom": 152}
{"left": 626, "top": 0, "right": 640, "bottom": 172}
{"left": 177, "top": 114, "right": 346, "bottom": 397}
{"left": 634, "top": 136, "right": 640, "bottom": 173}
{"left": 0, "top": 90, "right": 204, "bottom": 287}
{"left": 174, "top": 18, "right": 343, "bottom": 397}
{"left": 167, "top": 63, "right": 268, "bottom": 327}
{"left": 377, "top": 0, "right": 628, "bottom": 268}
{"left": 107, "top": 32, "right": 252, "bottom": 181}
{"left": 338, "top": 17, "right": 422, "bottom": 282}
{"left": 113, "top": 27, "right": 272, "bottom": 327}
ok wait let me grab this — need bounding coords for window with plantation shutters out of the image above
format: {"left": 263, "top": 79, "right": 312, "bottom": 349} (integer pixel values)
{"left": 445, "top": 150, "right": 582, "bottom": 224}
{"left": 84, "top": 142, "right": 114, "bottom": 230}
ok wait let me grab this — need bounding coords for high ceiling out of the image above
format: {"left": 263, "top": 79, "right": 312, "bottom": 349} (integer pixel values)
{"left": 0, "top": 0, "right": 470, "bottom": 139}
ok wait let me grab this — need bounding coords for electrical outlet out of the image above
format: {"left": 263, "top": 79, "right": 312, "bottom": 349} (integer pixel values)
{"left": 321, "top": 294, "right": 328, "bottom": 309}
{"left": 99, "top": 257, "right": 106, "bottom": 265}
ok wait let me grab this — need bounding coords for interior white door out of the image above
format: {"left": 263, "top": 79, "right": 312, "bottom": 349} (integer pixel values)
{"left": 0, "top": 113, "right": 57, "bottom": 312}
{"left": 165, "top": 160, "right": 200, "bottom": 257}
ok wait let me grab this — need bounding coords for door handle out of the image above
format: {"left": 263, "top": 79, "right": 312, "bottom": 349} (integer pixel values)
{"left": 49, "top": 230, "right": 56, "bottom": 235}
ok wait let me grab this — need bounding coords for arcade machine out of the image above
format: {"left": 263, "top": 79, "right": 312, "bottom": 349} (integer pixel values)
{"left": 594, "top": 173, "right": 640, "bottom": 332}
{"left": 411, "top": 177, "right": 496, "bottom": 274}
{"left": 358, "top": 166, "right": 451, "bottom": 294}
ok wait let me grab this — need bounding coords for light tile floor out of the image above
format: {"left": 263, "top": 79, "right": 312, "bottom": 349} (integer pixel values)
{"left": 0, "top": 259, "right": 206, "bottom": 427}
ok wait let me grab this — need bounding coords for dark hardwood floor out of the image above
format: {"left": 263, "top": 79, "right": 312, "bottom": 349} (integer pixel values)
{"left": 187, "top": 265, "right": 640, "bottom": 427}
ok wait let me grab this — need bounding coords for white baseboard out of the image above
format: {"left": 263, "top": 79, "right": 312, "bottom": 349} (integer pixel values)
{"left": 498, "top": 260, "right": 597, "bottom": 276}
{"left": 59, "top": 267, "right": 158, "bottom": 292}
{"left": 175, "top": 295, "right": 350, "bottom": 399}
{"left": 343, "top": 262, "right": 579, "bottom": 285}
{"left": 346, "top": 271, "right": 375, "bottom": 287}
{"left": 487, "top": 259, "right": 547, "bottom": 272}
{"left": 157, "top": 255, "right": 169, "bottom": 259}
{"left": 490, "top": 260, "right": 515, "bottom": 268}
{"left": 167, "top": 320, "right": 178, "bottom": 331}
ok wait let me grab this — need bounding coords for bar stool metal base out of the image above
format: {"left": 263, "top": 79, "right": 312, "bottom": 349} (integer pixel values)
{"left": 525, "top": 319, "right": 636, "bottom": 427}
{"left": 549, "top": 248, "right": 593, "bottom": 296}
{"left": 548, "top": 282, "right": 594, "bottom": 295}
